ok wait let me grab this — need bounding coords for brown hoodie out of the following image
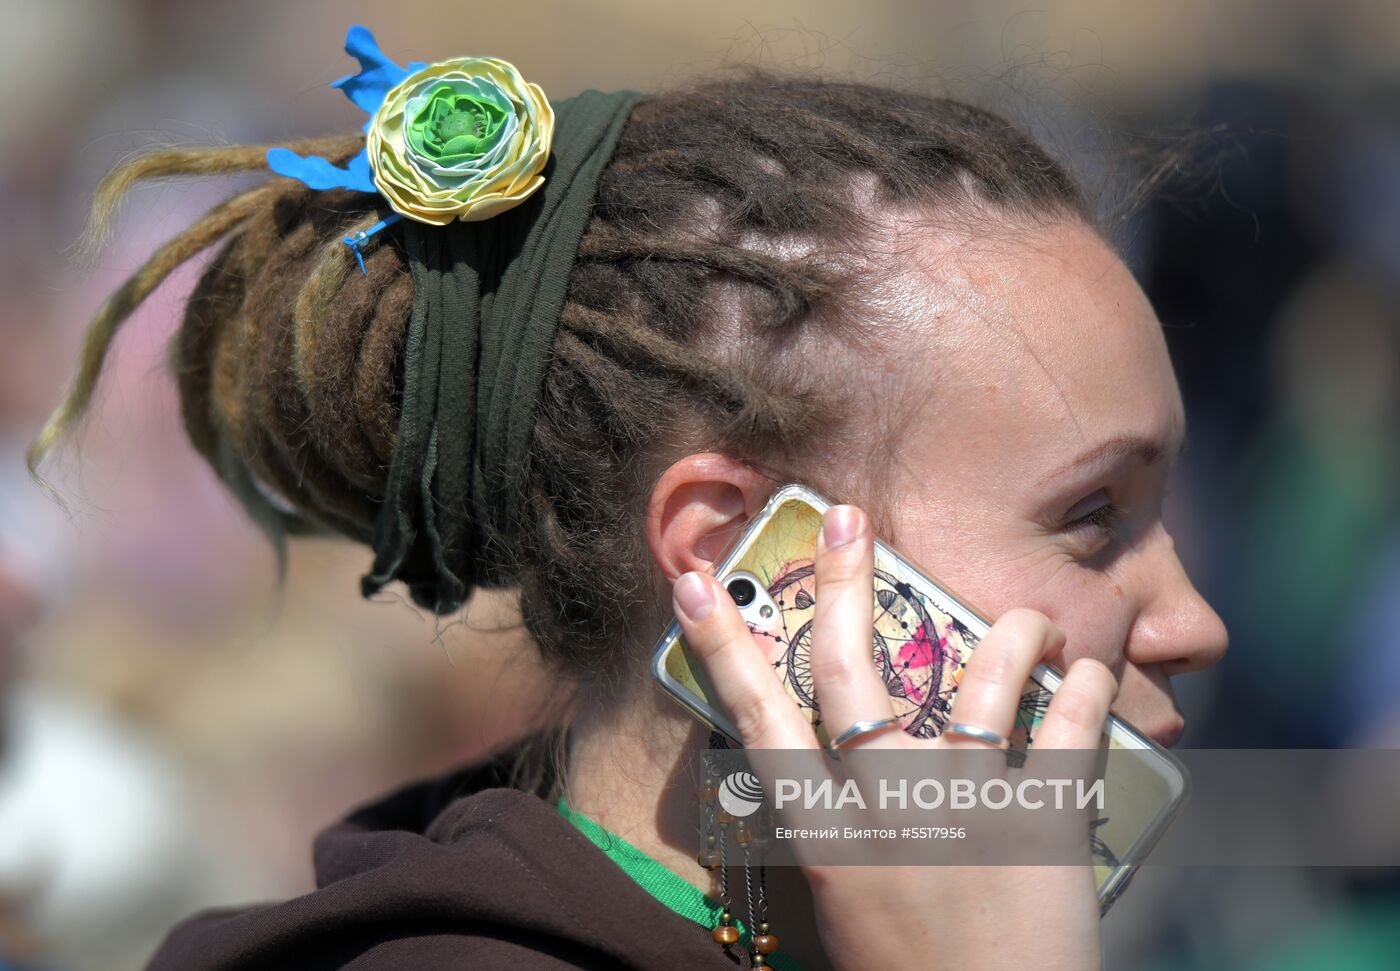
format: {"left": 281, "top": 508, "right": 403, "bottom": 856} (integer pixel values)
{"left": 143, "top": 743, "right": 763, "bottom": 970}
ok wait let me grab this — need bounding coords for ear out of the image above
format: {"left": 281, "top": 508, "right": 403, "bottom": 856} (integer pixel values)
{"left": 646, "top": 454, "right": 777, "bottom": 582}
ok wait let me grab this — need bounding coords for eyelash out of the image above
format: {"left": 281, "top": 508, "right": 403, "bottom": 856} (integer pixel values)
{"left": 1067, "top": 500, "right": 1121, "bottom": 534}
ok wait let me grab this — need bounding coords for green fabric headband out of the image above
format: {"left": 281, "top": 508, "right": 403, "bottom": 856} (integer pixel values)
{"left": 360, "top": 87, "right": 646, "bottom": 615}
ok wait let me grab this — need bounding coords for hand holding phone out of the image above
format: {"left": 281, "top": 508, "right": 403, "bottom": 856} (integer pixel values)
{"left": 651, "top": 483, "right": 1189, "bottom": 913}
{"left": 668, "top": 501, "right": 1113, "bottom": 971}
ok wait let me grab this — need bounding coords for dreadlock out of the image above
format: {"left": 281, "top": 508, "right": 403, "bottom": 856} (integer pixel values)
{"left": 27, "top": 66, "right": 1092, "bottom": 798}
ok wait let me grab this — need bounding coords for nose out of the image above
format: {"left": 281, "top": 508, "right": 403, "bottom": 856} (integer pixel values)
{"left": 1121, "top": 523, "right": 1229, "bottom": 677}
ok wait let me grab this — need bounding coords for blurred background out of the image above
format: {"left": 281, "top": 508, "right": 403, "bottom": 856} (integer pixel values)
{"left": 1, "top": 1, "right": 1397, "bottom": 968}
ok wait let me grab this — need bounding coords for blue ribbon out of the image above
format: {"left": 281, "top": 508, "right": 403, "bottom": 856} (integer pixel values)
{"left": 342, "top": 213, "right": 404, "bottom": 273}
{"left": 266, "top": 26, "right": 425, "bottom": 197}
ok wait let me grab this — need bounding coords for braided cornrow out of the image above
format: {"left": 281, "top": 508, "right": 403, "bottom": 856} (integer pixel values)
{"left": 29, "top": 67, "right": 1091, "bottom": 794}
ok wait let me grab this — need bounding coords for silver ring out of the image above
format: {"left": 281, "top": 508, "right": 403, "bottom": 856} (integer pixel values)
{"left": 828, "top": 716, "right": 903, "bottom": 751}
{"left": 943, "top": 722, "right": 1011, "bottom": 750}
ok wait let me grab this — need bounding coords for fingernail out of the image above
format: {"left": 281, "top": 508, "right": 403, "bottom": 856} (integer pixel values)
{"left": 821, "top": 505, "right": 861, "bottom": 550}
{"left": 674, "top": 571, "right": 716, "bottom": 621}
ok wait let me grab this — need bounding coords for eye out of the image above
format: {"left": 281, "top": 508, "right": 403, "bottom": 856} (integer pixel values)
{"left": 1062, "top": 491, "right": 1122, "bottom": 535}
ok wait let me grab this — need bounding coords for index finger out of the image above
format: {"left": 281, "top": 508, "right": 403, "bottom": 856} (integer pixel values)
{"left": 672, "top": 570, "right": 817, "bottom": 751}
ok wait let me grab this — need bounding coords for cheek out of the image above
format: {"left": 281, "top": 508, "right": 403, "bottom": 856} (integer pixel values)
{"left": 972, "top": 556, "right": 1136, "bottom": 678}
{"left": 887, "top": 501, "right": 1133, "bottom": 673}
{"left": 1047, "top": 596, "right": 1135, "bottom": 678}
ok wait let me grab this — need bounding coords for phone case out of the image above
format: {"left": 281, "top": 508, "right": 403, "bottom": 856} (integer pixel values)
{"left": 649, "top": 483, "right": 1188, "bottom": 912}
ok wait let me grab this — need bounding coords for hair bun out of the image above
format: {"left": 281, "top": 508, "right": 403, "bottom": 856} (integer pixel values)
{"left": 179, "top": 187, "right": 414, "bottom": 545}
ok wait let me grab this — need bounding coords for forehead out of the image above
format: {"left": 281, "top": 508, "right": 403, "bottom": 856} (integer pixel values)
{"left": 872, "top": 216, "right": 1184, "bottom": 500}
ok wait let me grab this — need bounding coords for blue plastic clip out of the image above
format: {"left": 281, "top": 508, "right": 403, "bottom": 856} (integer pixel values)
{"left": 342, "top": 213, "right": 404, "bottom": 273}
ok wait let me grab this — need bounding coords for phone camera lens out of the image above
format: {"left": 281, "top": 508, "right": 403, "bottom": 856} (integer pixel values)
{"left": 727, "top": 577, "right": 757, "bottom": 608}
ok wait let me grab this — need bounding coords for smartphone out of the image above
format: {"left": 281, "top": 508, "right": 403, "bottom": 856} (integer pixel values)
{"left": 649, "top": 482, "right": 1188, "bottom": 913}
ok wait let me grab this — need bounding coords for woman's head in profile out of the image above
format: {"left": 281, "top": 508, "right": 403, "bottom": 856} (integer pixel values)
{"left": 30, "top": 64, "right": 1227, "bottom": 796}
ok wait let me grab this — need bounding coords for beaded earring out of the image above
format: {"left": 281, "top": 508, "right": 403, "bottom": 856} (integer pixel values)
{"left": 698, "top": 731, "right": 781, "bottom": 968}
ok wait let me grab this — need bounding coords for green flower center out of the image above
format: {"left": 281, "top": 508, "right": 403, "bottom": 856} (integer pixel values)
{"left": 407, "top": 84, "right": 510, "bottom": 163}
{"left": 438, "top": 106, "right": 486, "bottom": 141}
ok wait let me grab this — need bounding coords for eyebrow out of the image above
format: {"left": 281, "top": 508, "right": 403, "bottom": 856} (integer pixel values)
{"left": 1037, "top": 422, "right": 1189, "bottom": 485}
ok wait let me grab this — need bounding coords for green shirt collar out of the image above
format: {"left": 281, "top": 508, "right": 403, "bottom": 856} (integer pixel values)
{"left": 556, "top": 796, "right": 807, "bottom": 971}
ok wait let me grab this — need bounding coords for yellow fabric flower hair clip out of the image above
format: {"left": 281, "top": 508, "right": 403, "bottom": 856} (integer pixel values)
{"left": 268, "top": 26, "right": 555, "bottom": 265}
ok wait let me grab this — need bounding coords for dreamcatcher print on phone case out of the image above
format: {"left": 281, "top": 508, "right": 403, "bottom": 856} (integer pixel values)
{"left": 750, "top": 555, "right": 1050, "bottom": 751}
